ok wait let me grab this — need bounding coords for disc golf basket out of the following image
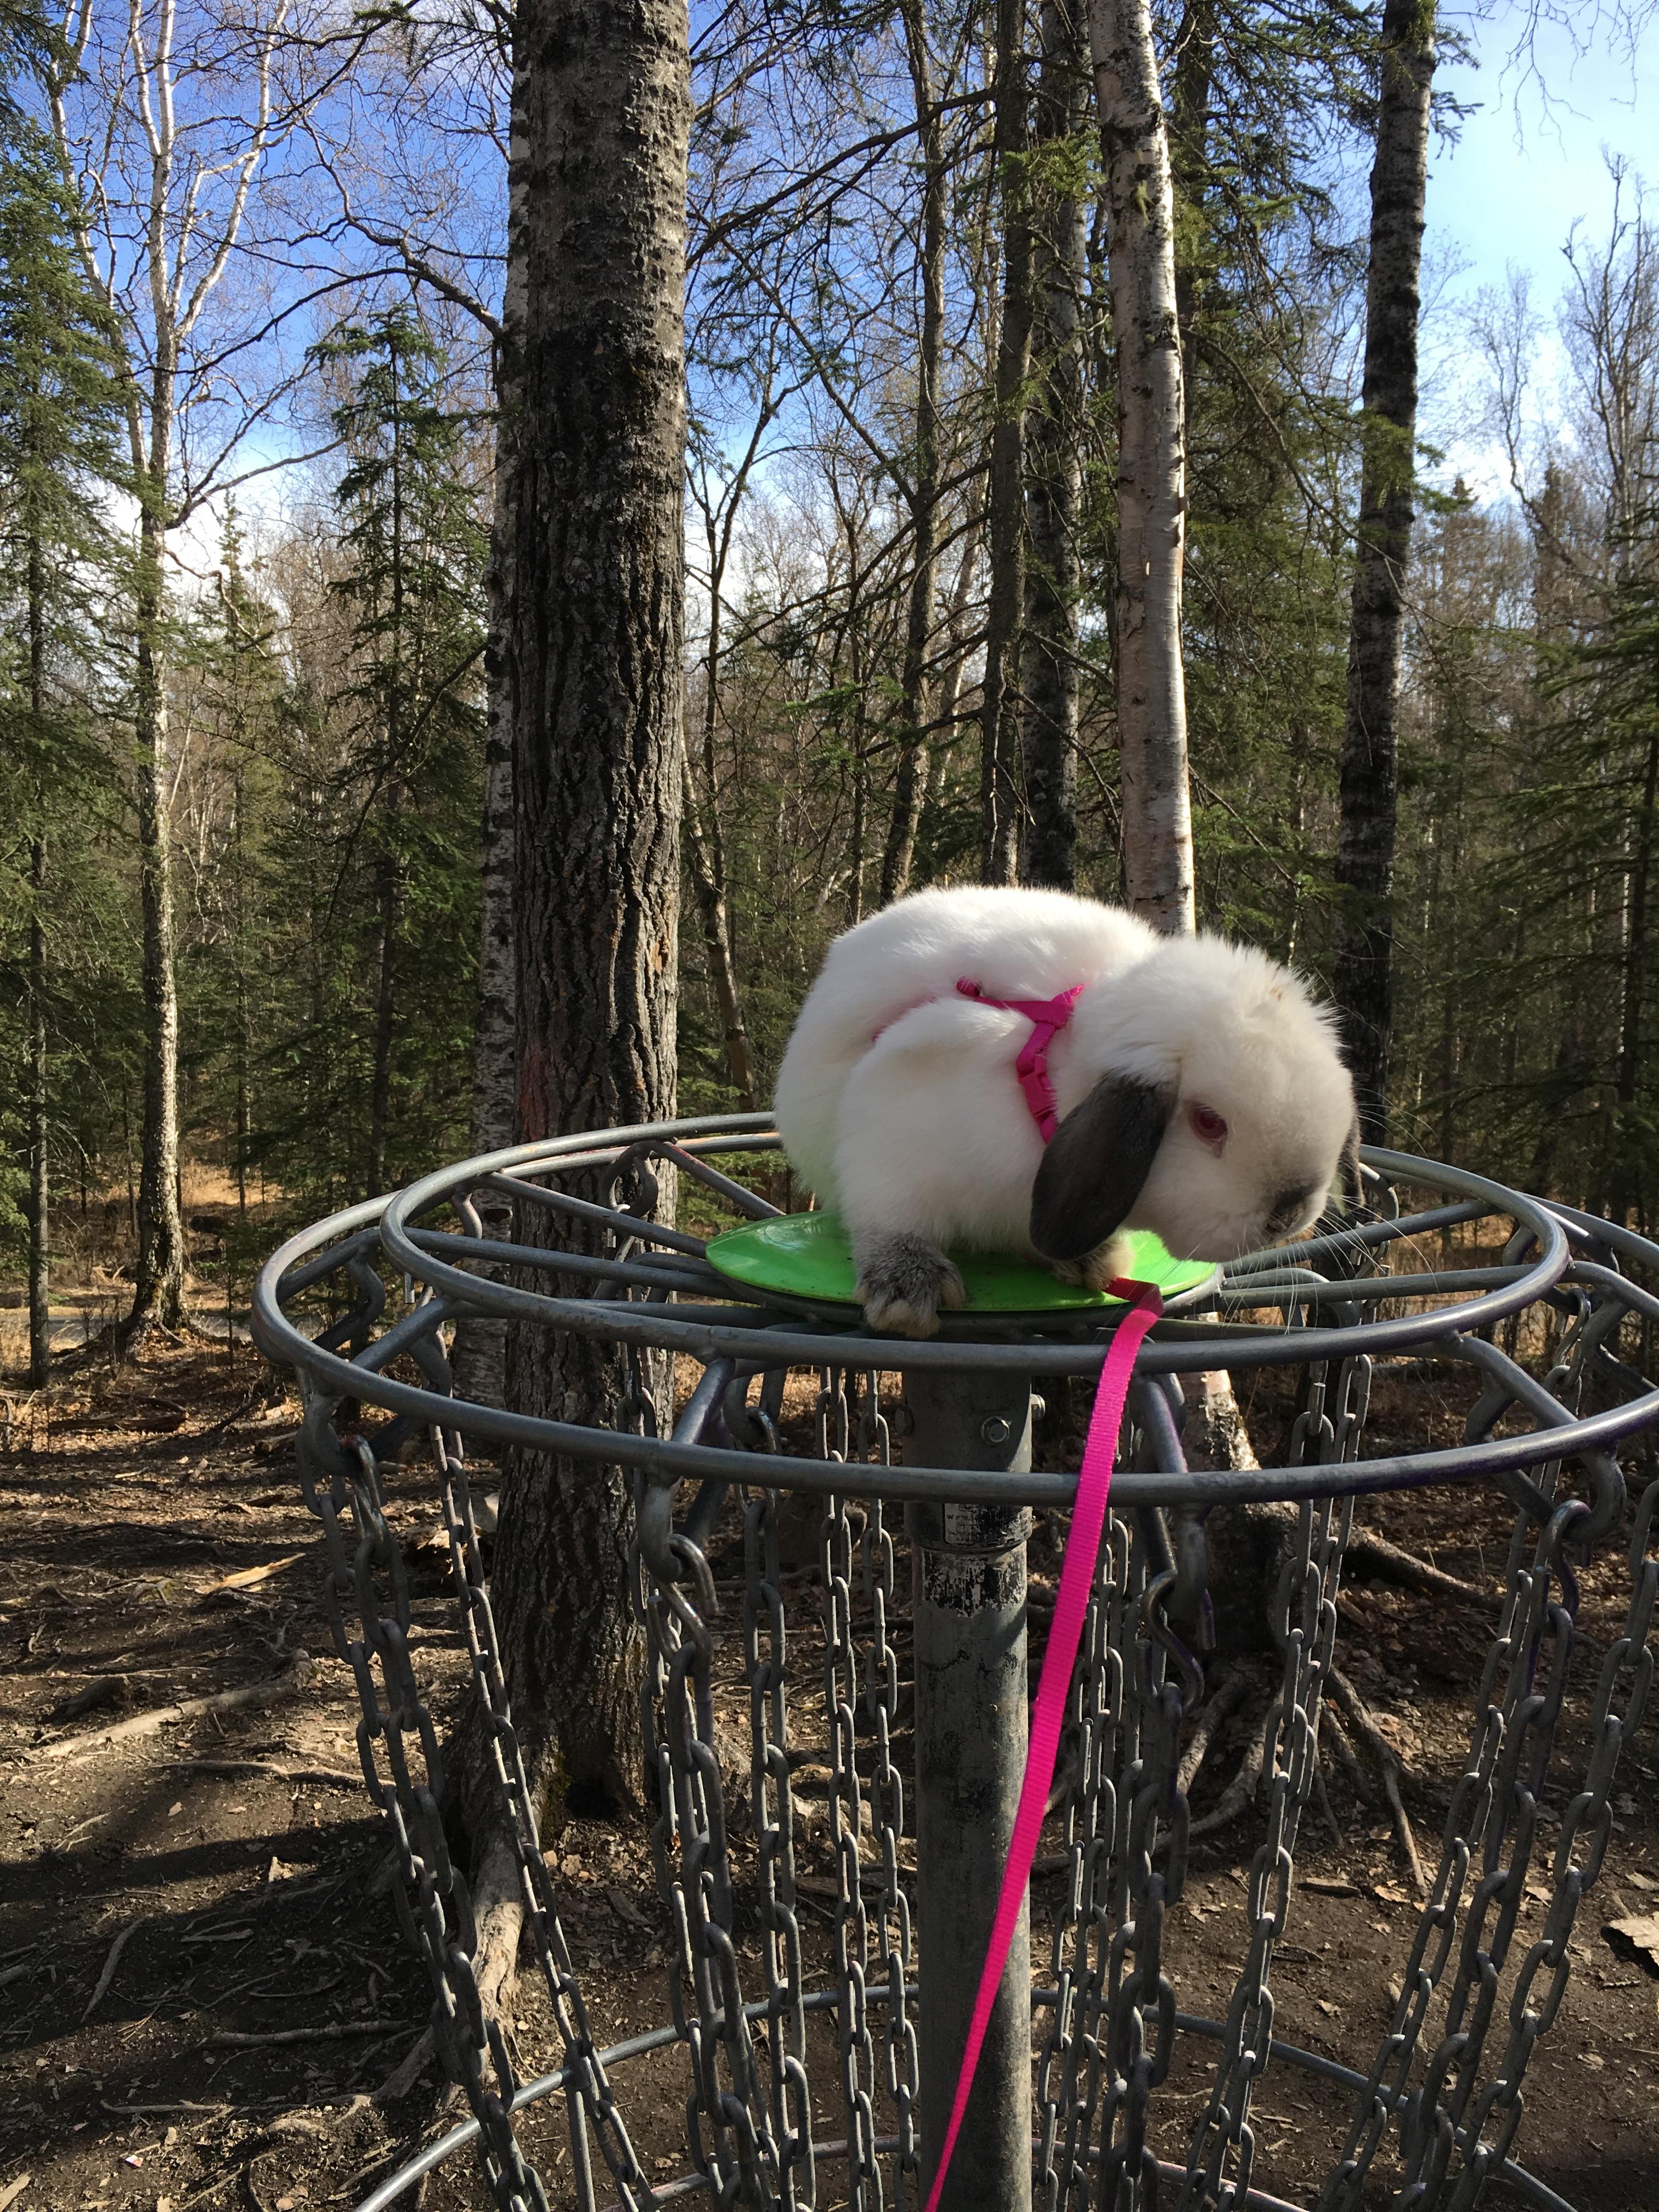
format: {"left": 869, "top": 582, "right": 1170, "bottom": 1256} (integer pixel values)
{"left": 251, "top": 1113, "right": 1659, "bottom": 2212}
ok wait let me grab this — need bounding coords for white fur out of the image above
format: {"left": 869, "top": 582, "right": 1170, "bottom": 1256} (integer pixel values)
{"left": 774, "top": 886, "right": 1356, "bottom": 1299}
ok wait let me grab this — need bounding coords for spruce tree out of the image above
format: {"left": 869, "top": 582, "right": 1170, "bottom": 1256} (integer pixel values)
{"left": 0, "top": 113, "right": 126, "bottom": 1384}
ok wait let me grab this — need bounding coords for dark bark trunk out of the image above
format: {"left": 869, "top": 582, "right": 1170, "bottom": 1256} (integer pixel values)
{"left": 130, "top": 476, "right": 189, "bottom": 1332}
{"left": 368, "top": 833, "right": 399, "bottom": 1197}
{"left": 1020, "top": 0, "right": 1087, "bottom": 891}
{"left": 488, "top": 0, "right": 689, "bottom": 1824}
{"left": 1170, "top": 0, "right": 1215, "bottom": 394}
{"left": 29, "top": 836, "right": 49, "bottom": 1389}
{"left": 881, "top": 0, "right": 947, "bottom": 907}
{"left": 450, "top": 99, "right": 526, "bottom": 1416}
{"left": 684, "top": 748, "right": 755, "bottom": 1108}
{"left": 1334, "top": 0, "right": 1436, "bottom": 1144}
{"left": 27, "top": 535, "right": 49, "bottom": 1389}
{"left": 1611, "top": 716, "right": 1659, "bottom": 1222}
{"left": 980, "top": 0, "right": 1033, "bottom": 886}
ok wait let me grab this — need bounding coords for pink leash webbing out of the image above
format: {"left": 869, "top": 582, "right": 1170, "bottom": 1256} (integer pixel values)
{"left": 921, "top": 1276, "right": 1163, "bottom": 2212}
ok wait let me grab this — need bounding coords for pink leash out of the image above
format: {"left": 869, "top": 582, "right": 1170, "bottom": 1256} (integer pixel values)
{"left": 919, "top": 1280, "right": 1162, "bottom": 2210}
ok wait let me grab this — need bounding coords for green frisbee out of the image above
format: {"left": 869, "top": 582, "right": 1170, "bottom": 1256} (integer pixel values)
{"left": 704, "top": 1211, "right": 1217, "bottom": 1316}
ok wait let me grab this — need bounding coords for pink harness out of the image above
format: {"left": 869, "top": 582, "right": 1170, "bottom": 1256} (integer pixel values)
{"left": 875, "top": 975, "right": 1085, "bottom": 1144}
{"left": 952, "top": 977, "right": 1084, "bottom": 1143}
{"left": 901, "top": 977, "right": 1160, "bottom": 2212}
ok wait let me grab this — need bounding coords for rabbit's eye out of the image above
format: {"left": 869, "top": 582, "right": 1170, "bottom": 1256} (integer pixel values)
{"left": 1188, "top": 1102, "right": 1229, "bottom": 1150}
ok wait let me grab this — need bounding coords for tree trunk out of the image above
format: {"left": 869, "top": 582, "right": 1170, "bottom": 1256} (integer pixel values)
{"left": 368, "top": 834, "right": 399, "bottom": 1197}
{"left": 29, "top": 834, "right": 50, "bottom": 1389}
{"left": 1334, "top": 0, "right": 1436, "bottom": 1143}
{"left": 27, "top": 534, "right": 49, "bottom": 1390}
{"left": 980, "top": 0, "right": 1034, "bottom": 887}
{"left": 489, "top": 0, "right": 690, "bottom": 1825}
{"left": 1089, "top": 0, "right": 1194, "bottom": 935}
{"left": 130, "top": 486, "right": 189, "bottom": 1333}
{"left": 684, "top": 754, "right": 755, "bottom": 1108}
{"left": 1020, "top": 0, "right": 1088, "bottom": 891}
{"left": 881, "top": 0, "right": 947, "bottom": 907}
{"left": 451, "top": 87, "right": 529, "bottom": 1415}
{"left": 1170, "top": 0, "right": 1216, "bottom": 393}
{"left": 1612, "top": 715, "right": 1659, "bottom": 1223}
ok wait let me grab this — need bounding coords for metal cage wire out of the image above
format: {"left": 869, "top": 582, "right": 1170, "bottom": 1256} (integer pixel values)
{"left": 251, "top": 1114, "right": 1659, "bottom": 2212}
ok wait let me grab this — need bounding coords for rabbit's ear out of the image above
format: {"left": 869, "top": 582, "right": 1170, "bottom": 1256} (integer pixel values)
{"left": 1030, "top": 1073, "right": 1176, "bottom": 1262}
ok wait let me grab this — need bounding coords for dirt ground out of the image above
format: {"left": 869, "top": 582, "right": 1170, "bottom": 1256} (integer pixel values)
{"left": 2, "top": 1333, "right": 1657, "bottom": 2212}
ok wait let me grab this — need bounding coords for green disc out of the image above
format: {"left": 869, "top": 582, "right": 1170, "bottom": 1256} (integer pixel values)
{"left": 704, "top": 1211, "right": 1217, "bottom": 1313}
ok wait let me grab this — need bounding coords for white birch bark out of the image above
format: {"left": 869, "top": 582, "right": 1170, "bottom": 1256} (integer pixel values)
{"left": 1087, "top": 0, "right": 1195, "bottom": 935}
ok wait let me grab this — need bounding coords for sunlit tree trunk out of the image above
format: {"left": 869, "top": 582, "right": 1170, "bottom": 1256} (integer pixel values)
{"left": 881, "top": 0, "right": 947, "bottom": 906}
{"left": 1088, "top": 0, "right": 1194, "bottom": 933}
{"left": 489, "top": 0, "right": 690, "bottom": 1819}
{"left": 1335, "top": 0, "right": 1436, "bottom": 1142}
{"left": 131, "top": 481, "right": 189, "bottom": 1327}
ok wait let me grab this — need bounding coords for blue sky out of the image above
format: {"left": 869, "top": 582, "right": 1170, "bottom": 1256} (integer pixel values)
{"left": 1424, "top": 1, "right": 1656, "bottom": 482}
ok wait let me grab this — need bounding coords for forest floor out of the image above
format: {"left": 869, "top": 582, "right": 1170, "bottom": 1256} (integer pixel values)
{"left": 2, "top": 1329, "right": 1657, "bottom": 2212}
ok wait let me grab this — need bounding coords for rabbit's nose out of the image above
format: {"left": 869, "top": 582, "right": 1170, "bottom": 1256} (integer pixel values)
{"left": 1265, "top": 1184, "right": 1316, "bottom": 1238}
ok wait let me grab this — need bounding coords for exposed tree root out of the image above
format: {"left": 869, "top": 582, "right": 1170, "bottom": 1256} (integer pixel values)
{"left": 376, "top": 1828, "right": 524, "bottom": 2112}
{"left": 1177, "top": 1663, "right": 1248, "bottom": 1797}
{"left": 1344, "top": 1525, "right": 1492, "bottom": 1604}
{"left": 1327, "top": 1663, "right": 1427, "bottom": 1894}
{"left": 1188, "top": 1696, "right": 1276, "bottom": 1839}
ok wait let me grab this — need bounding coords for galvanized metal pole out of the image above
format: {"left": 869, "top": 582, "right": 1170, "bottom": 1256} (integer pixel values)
{"left": 905, "top": 1369, "right": 1034, "bottom": 2212}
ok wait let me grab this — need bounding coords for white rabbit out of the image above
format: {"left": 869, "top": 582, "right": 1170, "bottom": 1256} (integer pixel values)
{"left": 773, "top": 884, "right": 1358, "bottom": 1335}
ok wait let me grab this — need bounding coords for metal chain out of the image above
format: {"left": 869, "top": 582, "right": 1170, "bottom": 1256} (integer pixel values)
{"left": 820, "top": 1372, "right": 888, "bottom": 2212}
{"left": 639, "top": 1472, "right": 787, "bottom": 2208}
{"left": 859, "top": 1460, "right": 921, "bottom": 2202}
{"left": 744, "top": 1486, "right": 817, "bottom": 2210}
{"left": 295, "top": 1402, "right": 550, "bottom": 2212}
{"left": 1431, "top": 1475, "right": 1657, "bottom": 2209}
{"left": 1175, "top": 1350, "right": 1367, "bottom": 2211}
{"left": 1035, "top": 1508, "right": 1137, "bottom": 2212}
{"left": 1314, "top": 1392, "right": 1622, "bottom": 2209}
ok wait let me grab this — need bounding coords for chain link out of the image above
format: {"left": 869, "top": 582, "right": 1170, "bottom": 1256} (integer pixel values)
{"left": 1176, "top": 1350, "right": 1368, "bottom": 2210}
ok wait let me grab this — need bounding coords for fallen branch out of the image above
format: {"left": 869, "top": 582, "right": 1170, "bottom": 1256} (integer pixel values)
{"left": 38, "top": 1655, "right": 314, "bottom": 1762}
{"left": 81, "top": 1918, "right": 143, "bottom": 2024}
{"left": 205, "top": 2020, "right": 411, "bottom": 2049}
{"left": 200, "top": 1553, "right": 308, "bottom": 1595}
{"left": 164, "top": 1757, "right": 363, "bottom": 1788}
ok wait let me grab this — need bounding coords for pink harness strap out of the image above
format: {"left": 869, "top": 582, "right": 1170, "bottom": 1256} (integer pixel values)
{"left": 922, "top": 1278, "right": 1161, "bottom": 2212}
{"left": 953, "top": 978, "right": 1083, "bottom": 1143}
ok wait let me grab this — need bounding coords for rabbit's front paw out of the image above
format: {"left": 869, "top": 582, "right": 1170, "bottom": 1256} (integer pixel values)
{"left": 855, "top": 1233, "right": 966, "bottom": 1338}
{"left": 1048, "top": 1233, "right": 1135, "bottom": 1294}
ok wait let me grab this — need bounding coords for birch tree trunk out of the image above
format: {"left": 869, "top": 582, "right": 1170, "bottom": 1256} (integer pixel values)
{"left": 488, "top": 0, "right": 689, "bottom": 1820}
{"left": 1020, "top": 0, "right": 1088, "bottom": 891}
{"left": 131, "top": 491, "right": 189, "bottom": 1328}
{"left": 1088, "top": 0, "right": 1195, "bottom": 934}
{"left": 46, "top": 0, "right": 285, "bottom": 1335}
{"left": 881, "top": 0, "right": 947, "bottom": 906}
{"left": 1334, "top": 0, "right": 1436, "bottom": 1142}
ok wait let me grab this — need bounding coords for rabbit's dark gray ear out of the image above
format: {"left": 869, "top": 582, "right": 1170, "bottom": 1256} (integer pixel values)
{"left": 1030, "top": 1073, "right": 1176, "bottom": 1262}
